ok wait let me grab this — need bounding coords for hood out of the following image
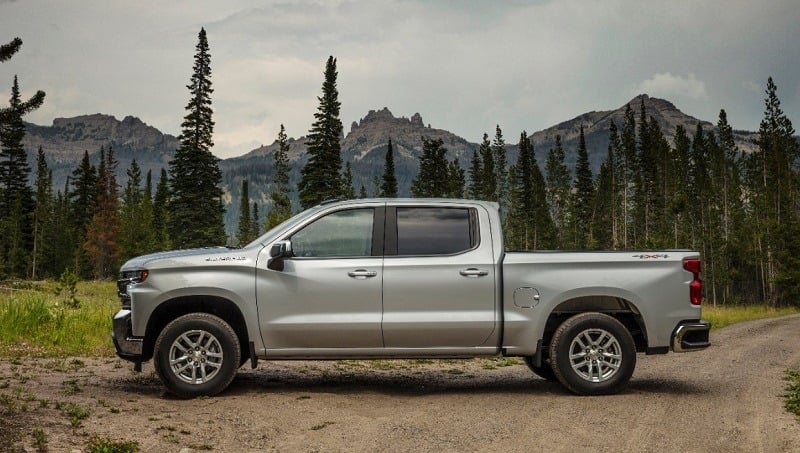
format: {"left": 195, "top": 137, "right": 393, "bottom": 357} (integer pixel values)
{"left": 120, "top": 247, "right": 236, "bottom": 271}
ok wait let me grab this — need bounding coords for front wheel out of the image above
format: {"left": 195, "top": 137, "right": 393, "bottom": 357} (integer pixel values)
{"left": 549, "top": 312, "right": 636, "bottom": 395}
{"left": 153, "top": 313, "right": 241, "bottom": 398}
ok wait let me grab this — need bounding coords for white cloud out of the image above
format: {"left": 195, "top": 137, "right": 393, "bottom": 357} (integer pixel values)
{"left": 636, "top": 73, "right": 709, "bottom": 101}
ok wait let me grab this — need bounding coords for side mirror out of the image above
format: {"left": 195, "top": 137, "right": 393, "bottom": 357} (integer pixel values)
{"left": 267, "top": 240, "right": 292, "bottom": 271}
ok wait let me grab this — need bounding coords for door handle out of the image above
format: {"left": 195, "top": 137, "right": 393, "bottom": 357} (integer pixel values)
{"left": 459, "top": 268, "right": 489, "bottom": 277}
{"left": 348, "top": 269, "right": 378, "bottom": 279}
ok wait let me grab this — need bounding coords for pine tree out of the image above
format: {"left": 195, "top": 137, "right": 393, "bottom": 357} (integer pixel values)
{"left": 633, "top": 101, "right": 669, "bottom": 248}
{"left": 0, "top": 38, "right": 45, "bottom": 124}
{"left": 592, "top": 145, "right": 615, "bottom": 249}
{"left": 447, "top": 159, "right": 465, "bottom": 198}
{"left": 468, "top": 149, "right": 483, "bottom": 199}
{"left": 380, "top": 138, "right": 398, "bottom": 197}
{"left": 299, "top": 56, "right": 345, "bottom": 208}
{"left": 0, "top": 38, "right": 22, "bottom": 62}
{"left": 50, "top": 180, "right": 74, "bottom": 277}
{"left": 250, "top": 202, "right": 260, "bottom": 238}
{"left": 0, "top": 77, "right": 33, "bottom": 216}
{"left": 69, "top": 150, "right": 97, "bottom": 276}
{"left": 31, "top": 147, "right": 51, "bottom": 279}
{"left": 84, "top": 147, "right": 121, "bottom": 279}
{"left": 667, "top": 125, "right": 691, "bottom": 248}
{"left": 688, "top": 123, "right": 710, "bottom": 250}
{"left": 619, "top": 104, "right": 637, "bottom": 247}
{"left": 342, "top": 161, "right": 356, "bottom": 199}
{"left": 153, "top": 168, "right": 171, "bottom": 249}
{"left": 411, "top": 137, "right": 449, "bottom": 197}
{"left": 236, "top": 179, "right": 252, "bottom": 246}
{"left": 545, "top": 135, "right": 571, "bottom": 247}
{"left": 747, "top": 77, "right": 800, "bottom": 305}
{"left": 372, "top": 176, "right": 381, "bottom": 198}
{"left": 569, "top": 125, "right": 595, "bottom": 248}
{"left": 359, "top": 185, "right": 367, "bottom": 198}
{"left": 0, "top": 76, "right": 34, "bottom": 276}
{"left": 120, "top": 160, "right": 156, "bottom": 263}
{"left": 168, "top": 28, "right": 225, "bottom": 249}
{"left": 478, "top": 133, "right": 496, "bottom": 201}
{"left": 606, "top": 120, "right": 624, "bottom": 249}
{"left": 713, "top": 110, "right": 746, "bottom": 304}
{"left": 119, "top": 159, "right": 139, "bottom": 261}
{"left": 120, "top": 161, "right": 157, "bottom": 260}
{"left": 492, "top": 125, "right": 508, "bottom": 212}
{"left": 506, "top": 132, "right": 555, "bottom": 250}
{"left": 266, "top": 125, "right": 292, "bottom": 229}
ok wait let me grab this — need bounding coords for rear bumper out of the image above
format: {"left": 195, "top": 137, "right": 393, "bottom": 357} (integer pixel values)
{"left": 671, "top": 320, "right": 711, "bottom": 352}
{"left": 112, "top": 309, "right": 144, "bottom": 362}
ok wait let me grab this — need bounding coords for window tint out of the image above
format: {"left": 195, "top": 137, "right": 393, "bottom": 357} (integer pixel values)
{"left": 291, "top": 209, "right": 374, "bottom": 257}
{"left": 397, "top": 207, "right": 475, "bottom": 255}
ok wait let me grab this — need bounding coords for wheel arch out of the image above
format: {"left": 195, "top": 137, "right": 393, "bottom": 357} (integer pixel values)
{"left": 142, "top": 295, "right": 250, "bottom": 363}
{"left": 541, "top": 293, "right": 649, "bottom": 354}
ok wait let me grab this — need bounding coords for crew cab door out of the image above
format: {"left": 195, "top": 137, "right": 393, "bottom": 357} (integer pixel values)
{"left": 381, "top": 205, "right": 497, "bottom": 348}
{"left": 255, "top": 205, "right": 384, "bottom": 350}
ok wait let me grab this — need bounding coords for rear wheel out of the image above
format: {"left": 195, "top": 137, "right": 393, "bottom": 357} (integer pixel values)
{"left": 523, "top": 356, "right": 557, "bottom": 381}
{"left": 153, "top": 313, "right": 240, "bottom": 398}
{"left": 549, "top": 312, "right": 636, "bottom": 395}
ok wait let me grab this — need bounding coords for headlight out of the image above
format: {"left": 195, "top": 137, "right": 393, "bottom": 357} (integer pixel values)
{"left": 120, "top": 269, "right": 149, "bottom": 283}
{"left": 117, "top": 270, "right": 149, "bottom": 308}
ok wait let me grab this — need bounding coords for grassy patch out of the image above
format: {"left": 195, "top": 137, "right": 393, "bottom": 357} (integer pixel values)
{"left": 63, "top": 403, "right": 90, "bottom": 427}
{"left": 0, "top": 281, "right": 117, "bottom": 357}
{"left": 786, "top": 369, "right": 800, "bottom": 418}
{"left": 87, "top": 435, "right": 140, "bottom": 453}
{"left": 702, "top": 305, "right": 800, "bottom": 329}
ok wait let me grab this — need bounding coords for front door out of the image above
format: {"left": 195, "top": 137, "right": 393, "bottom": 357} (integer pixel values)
{"left": 256, "top": 206, "right": 384, "bottom": 350}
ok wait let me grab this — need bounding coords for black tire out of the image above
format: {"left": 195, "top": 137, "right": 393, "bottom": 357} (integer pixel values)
{"left": 153, "top": 313, "right": 241, "bottom": 398}
{"left": 523, "top": 356, "right": 558, "bottom": 381}
{"left": 549, "top": 312, "right": 636, "bottom": 395}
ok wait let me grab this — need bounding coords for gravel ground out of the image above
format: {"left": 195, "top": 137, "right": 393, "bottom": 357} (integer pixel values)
{"left": 1, "top": 314, "right": 799, "bottom": 452}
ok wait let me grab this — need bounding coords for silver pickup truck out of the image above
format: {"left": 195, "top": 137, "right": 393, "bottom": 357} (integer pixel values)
{"left": 113, "top": 198, "right": 709, "bottom": 397}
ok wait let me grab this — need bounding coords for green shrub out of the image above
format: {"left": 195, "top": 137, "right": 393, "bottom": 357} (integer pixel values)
{"left": 87, "top": 435, "right": 140, "bottom": 453}
{"left": 786, "top": 369, "right": 800, "bottom": 417}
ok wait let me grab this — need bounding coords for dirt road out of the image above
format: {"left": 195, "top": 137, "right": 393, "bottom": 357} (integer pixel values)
{"left": 2, "top": 315, "right": 799, "bottom": 452}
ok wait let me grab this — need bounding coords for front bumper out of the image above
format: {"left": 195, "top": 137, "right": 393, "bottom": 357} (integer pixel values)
{"left": 671, "top": 320, "right": 711, "bottom": 352}
{"left": 112, "top": 309, "right": 144, "bottom": 361}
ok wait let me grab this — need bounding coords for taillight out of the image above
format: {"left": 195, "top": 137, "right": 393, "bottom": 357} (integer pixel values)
{"left": 683, "top": 258, "right": 702, "bottom": 305}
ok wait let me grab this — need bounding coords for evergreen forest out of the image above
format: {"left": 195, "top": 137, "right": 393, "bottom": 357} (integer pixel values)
{"left": 2, "top": 33, "right": 799, "bottom": 308}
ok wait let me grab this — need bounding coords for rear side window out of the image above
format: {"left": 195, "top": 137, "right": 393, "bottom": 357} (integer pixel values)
{"left": 396, "top": 207, "right": 477, "bottom": 255}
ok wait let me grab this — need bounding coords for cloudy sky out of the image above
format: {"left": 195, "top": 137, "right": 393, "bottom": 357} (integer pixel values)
{"left": 1, "top": 0, "right": 798, "bottom": 158}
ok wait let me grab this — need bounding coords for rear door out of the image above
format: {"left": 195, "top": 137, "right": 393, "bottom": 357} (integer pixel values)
{"left": 381, "top": 204, "right": 497, "bottom": 348}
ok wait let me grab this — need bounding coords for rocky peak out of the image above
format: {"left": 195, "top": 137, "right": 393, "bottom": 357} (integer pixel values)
{"left": 361, "top": 107, "right": 395, "bottom": 123}
{"left": 350, "top": 108, "right": 427, "bottom": 132}
{"left": 24, "top": 113, "right": 179, "bottom": 165}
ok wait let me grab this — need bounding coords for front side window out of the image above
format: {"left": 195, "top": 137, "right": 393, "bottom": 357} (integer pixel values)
{"left": 291, "top": 209, "right": 374, "bottom": 257}
{"left": 397, "top": 207, "right": 476, "bottom": 255}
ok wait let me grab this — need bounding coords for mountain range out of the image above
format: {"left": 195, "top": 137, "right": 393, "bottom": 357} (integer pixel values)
{"left": 21, "top": 94, "right": 759, "bottom": 233}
